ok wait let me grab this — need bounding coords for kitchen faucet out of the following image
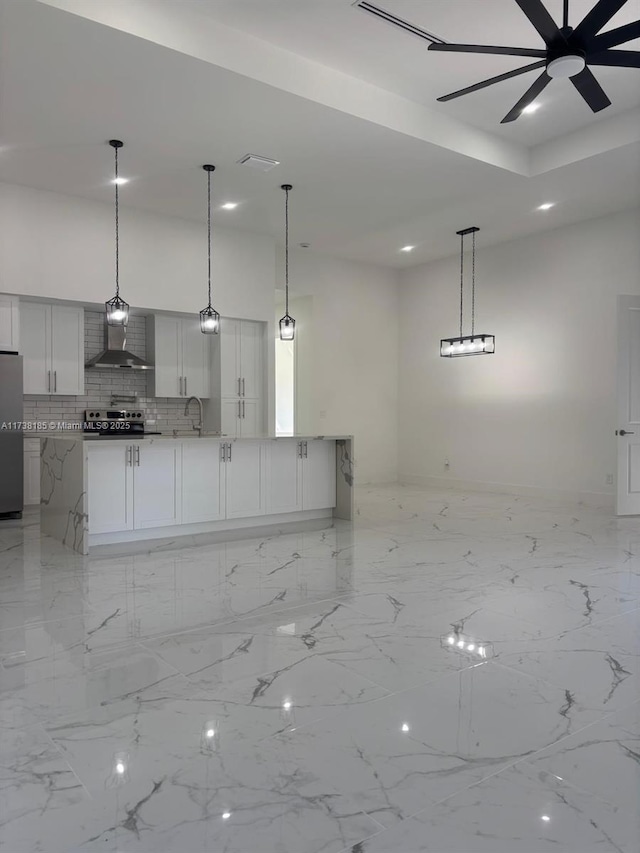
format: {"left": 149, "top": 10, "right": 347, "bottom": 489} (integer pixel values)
{"left": 184, "top": 396, "right": 204, "bottom": 436}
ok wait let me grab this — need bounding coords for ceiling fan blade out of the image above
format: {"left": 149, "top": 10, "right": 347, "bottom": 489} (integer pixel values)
{"left": 589, "top": 48, "right": 640, "bottom": 66}
{"left": 514, "top": 0, "right": 562, "bottom": 45}
{"left": 571, "top": 67, "right": 612, "bottom": 111}
{"left": 428, "top": 42, "right": 546, "bottom": 58}
{"left": 501, "top": 71, "right": 551, "bottom": 122}
{"left": 591, "top": 20, "right": 640, "bottom": 51}
{"left": 437, "top": 61, "right": 546, "bottom": 102}
{"left": 574, "top": 0, "right": 628, "bottom": 40}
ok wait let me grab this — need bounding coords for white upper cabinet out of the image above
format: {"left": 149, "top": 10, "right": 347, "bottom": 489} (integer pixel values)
{"left": 0, "top": 294, "right": 20, "bottom": 352}
{"left": 147, "top": 314, "right": 210, "bottom": 398}
{"left": 20, "top": 302, "right": 84, "bottom": 395}
{"left": 220, "top": 318, "right": 264, "bottom": 400}
{"left": 220, "top": 318, "right": 241, "bottom": 398}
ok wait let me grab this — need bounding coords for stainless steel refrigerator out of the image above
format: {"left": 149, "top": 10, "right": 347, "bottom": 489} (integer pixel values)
{"left": 0, "top": 352, "right": 23, "bottom": 517}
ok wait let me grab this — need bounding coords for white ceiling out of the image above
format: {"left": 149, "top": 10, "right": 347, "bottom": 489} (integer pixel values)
{"left": 0, "top": 0, "right": 638, "bottom": 268}
{"left": 186, "top": 0, "right": 640, "bottom": 144}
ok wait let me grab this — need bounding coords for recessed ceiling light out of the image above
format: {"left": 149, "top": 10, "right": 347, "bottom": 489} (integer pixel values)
{"left": 522, "top": 103, "right": 541, "bottom": 115}
{"left": 400, "top": 245, "right": 415, "bottom": 252}
{"left": 221, "top": 202, "right": 238, "bottom": 210}
{"left": 537, "top": 202, "right": 555, "bottom": 211}
{"left": 111, "top": 177, "right": 129, "bottom": 185}
{"left": 541, "top": 815, "right": 551, "bottom": 822}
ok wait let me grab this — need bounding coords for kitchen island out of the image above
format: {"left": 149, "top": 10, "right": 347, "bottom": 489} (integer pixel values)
{"left": 40, "top": 434, "right": 353, "bottom": 555}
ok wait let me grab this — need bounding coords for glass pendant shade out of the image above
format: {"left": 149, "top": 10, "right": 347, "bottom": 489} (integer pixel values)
{"left": 200, "top": 305, "right": 220, "bottom": 334}
{"left": 440, "top": 334, "right": 495, "bottom": 357}
{"left": 279, "top": 313, "right": 295, "bottom": 341}
{"left": 105, "top": 294, "right": 129, "bottom": 327}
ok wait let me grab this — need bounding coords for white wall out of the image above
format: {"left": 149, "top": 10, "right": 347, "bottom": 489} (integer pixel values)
{"left": 0, "top": 182, "right": 275, "bottom": 321}
{"left": 278, "top": 249, "right": 399, "bottom": 485}
{"left": 399, "top": 210, "right": 640, "bottom": 500}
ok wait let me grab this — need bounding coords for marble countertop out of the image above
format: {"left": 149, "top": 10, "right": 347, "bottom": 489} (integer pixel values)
{"left": 36, "top": 433, "right": 352, "bottom": 442}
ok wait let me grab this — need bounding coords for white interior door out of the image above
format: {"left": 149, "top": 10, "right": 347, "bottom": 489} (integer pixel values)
{"left": 20, "top": 302, "right": 50, "bottom": 394}
{"left": 50, "top": 306, "right": 84, "bottom": 395}
{"left": 617, "top": 295, "right": 640, "bottom": 514}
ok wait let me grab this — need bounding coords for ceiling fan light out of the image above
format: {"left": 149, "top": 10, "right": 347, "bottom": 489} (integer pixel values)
{"left": 547, "top": 53, "right": 586, "bottom": 79}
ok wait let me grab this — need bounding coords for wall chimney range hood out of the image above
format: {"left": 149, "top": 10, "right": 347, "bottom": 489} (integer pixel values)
{"left": 85, "top": 322, "right": 153, "bottom": 370}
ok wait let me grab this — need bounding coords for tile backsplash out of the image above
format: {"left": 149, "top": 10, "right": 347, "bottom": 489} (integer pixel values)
{"left": 23, "top": 311, "right": 199, "bottom": 434}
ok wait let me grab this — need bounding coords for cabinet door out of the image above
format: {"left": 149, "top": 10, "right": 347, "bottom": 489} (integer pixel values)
{"left": 239, "top": 398, "right": 260, "bottom": 437}
{"left": 20, "top": 302, "right": 51, "bottom": 394}
{"left": 0, "top": 294, "right": 20, "bottom": 352}
{"left": 225, "top": 440, "right": 266, "bottom": 519}
{"left": 267, "top": 441, "right": 302, "bottom": 514}
{"left": 87, "top": 444, "right": 134, "bottom": 534}
{"left": 133, "top": 442, "right": 181, "bottom": 529}
{"left": 182, "top": 440, "right": 225, "bottom": 523}
{"left": 221, "top": 398, "right": 240, "bottom": 437}
{"left": 181, "top": 318, "right": 210, "bottom": 399}
{"left": 220, "top": 318, "right": 240, "bottom": 398}
{"left": 302, "top": 440, "right": 337, "bottom": 510}
{"left": 239, "top": 320, "right": 262, "bottom": 399}
{"left": 50, "top": 306, "right": 84, "bottom": 395}
{"left": 151, "top": 315, "right": 183, "bottom": 397}
{"left": 23, "top": 451, "right": 41, "bottom": 506}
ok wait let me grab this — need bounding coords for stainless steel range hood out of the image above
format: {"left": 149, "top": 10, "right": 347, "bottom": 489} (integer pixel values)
{"left": 85, "top": 322, "right": 153, "bottom": 370}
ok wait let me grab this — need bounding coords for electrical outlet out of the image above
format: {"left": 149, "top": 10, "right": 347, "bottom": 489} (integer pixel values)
{"left": 606, "top": 473, "right": 614, "bottom": 485}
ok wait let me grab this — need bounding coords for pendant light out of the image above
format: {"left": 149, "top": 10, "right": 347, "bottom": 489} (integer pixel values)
{"left": 200, "top": 165, "right": 220, "bottom": 334}
{"left": 105, "top": 140, "right": 130, "bottom": 326}
{"left": 440, "top": 227, "right": 495, "bottom": 357}
{"left": 279, "top": 184, "right": 295, "bottom": 341}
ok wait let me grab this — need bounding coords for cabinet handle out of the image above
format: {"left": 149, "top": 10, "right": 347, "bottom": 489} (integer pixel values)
{"left": 238, "top": 400, "right": 241, "bottom": 419}
{"left": 227, "top": 442, "right": 232, "bottom": 461}
{"left": 242, "top": 400, "right": 245, "bottom": 419}
{"left": 304, "top": 441, "right": 308, "bottom": 458}
{"left": 184, "top": 376, "right": 187, "bottom": 395}
{"left": 242, "top": 378, "right": 245, "bottom": 397}
{"left": 220, "top": 443, "right": 226, "bottom": 462}
{"left": 126, "top": 446, "right": 132, "bottom": 467}
{"left": 297, "top": 441, "right": 302, "bottom": 458}
{"left": 135, "top": 446, "right": 140, "bottom": 466}
{"left": 237, "top": 378, "right": 241, "bottom": 396}
{"left": 47, "top": 370, "right": 51, "bottom": 392}
{"left": 54, "top": 370, "right": 57, "bottom": 392}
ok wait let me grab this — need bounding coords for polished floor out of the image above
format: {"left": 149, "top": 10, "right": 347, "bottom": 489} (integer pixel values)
{"left": 0, "top": 486, "right": 638, "bottom": 852}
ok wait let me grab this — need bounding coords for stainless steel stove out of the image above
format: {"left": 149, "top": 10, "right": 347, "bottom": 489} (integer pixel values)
{"left": 83, "top": 409, "right": 146, "bottom": 438}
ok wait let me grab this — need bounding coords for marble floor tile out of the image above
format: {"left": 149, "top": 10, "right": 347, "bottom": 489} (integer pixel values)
{"left": 335, "top": 761, "right": 638, "bottom": 852}
{"left": 1, "top": 486, "right": 638, "bottom": 852}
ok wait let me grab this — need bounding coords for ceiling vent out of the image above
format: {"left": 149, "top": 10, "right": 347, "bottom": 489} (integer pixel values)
{"left": 237, "top": 154, "right": 281, "bottom": 172}
{"left": 352, "top": 1, "right": 445, "bottom": 45}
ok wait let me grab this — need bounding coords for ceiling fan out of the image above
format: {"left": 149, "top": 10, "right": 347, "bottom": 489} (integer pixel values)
{"left": 428, "top": 0, "right": 640, "bottom": 123}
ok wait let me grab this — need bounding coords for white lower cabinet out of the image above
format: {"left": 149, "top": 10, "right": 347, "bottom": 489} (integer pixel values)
{"left": 88, "top": 438, "right": 336, "bottom": 538}
{"left": 225, "top": 440, "right": 267, "bottom": 519}
{"left": 303, "top": 440, "right": 337, "bottom": 510}
{"left": 267, "top": 440, "right": 303, "bottom": 514}
{"left": 23, "top": 439, "right": 41, "bottom": 506}
{"left": 133, "top": 443, "right": 181, "bottom": 529}
{"left": 268, "top": 440, "right": 337, "bottom": 513}
{"left": 87, "top": 444, "right": 134, "bottom": 534}
{"left": 182, "top": 440, "right": 225, "bottom": 524}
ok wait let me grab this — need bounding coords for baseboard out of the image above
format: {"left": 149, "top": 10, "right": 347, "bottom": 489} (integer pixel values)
{"left": 398, "top": 473, "right": 615, "bottom": 508}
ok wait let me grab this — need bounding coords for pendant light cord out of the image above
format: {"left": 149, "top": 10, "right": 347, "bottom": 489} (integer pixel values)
{"left": 563, "top": 0, "right": 569, "bottom": 28}
{"left": 459, "top": 232, "right": 464, "bottom": 338}
{"left": 114, "top": 146, "right": 120, "bottom": 299}
{"left": 284, "top": 186, "right": 289, "bottom": 316}
{"left": 207, "top": 168, "right": 212, "bottom": 308}
{"left": 471, "top": 229, "right": 476, "bottom": 337}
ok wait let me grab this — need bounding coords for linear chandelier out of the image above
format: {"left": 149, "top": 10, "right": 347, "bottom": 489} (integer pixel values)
{"left": 441, "top": 226, "right": 495, "bottom": 358}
